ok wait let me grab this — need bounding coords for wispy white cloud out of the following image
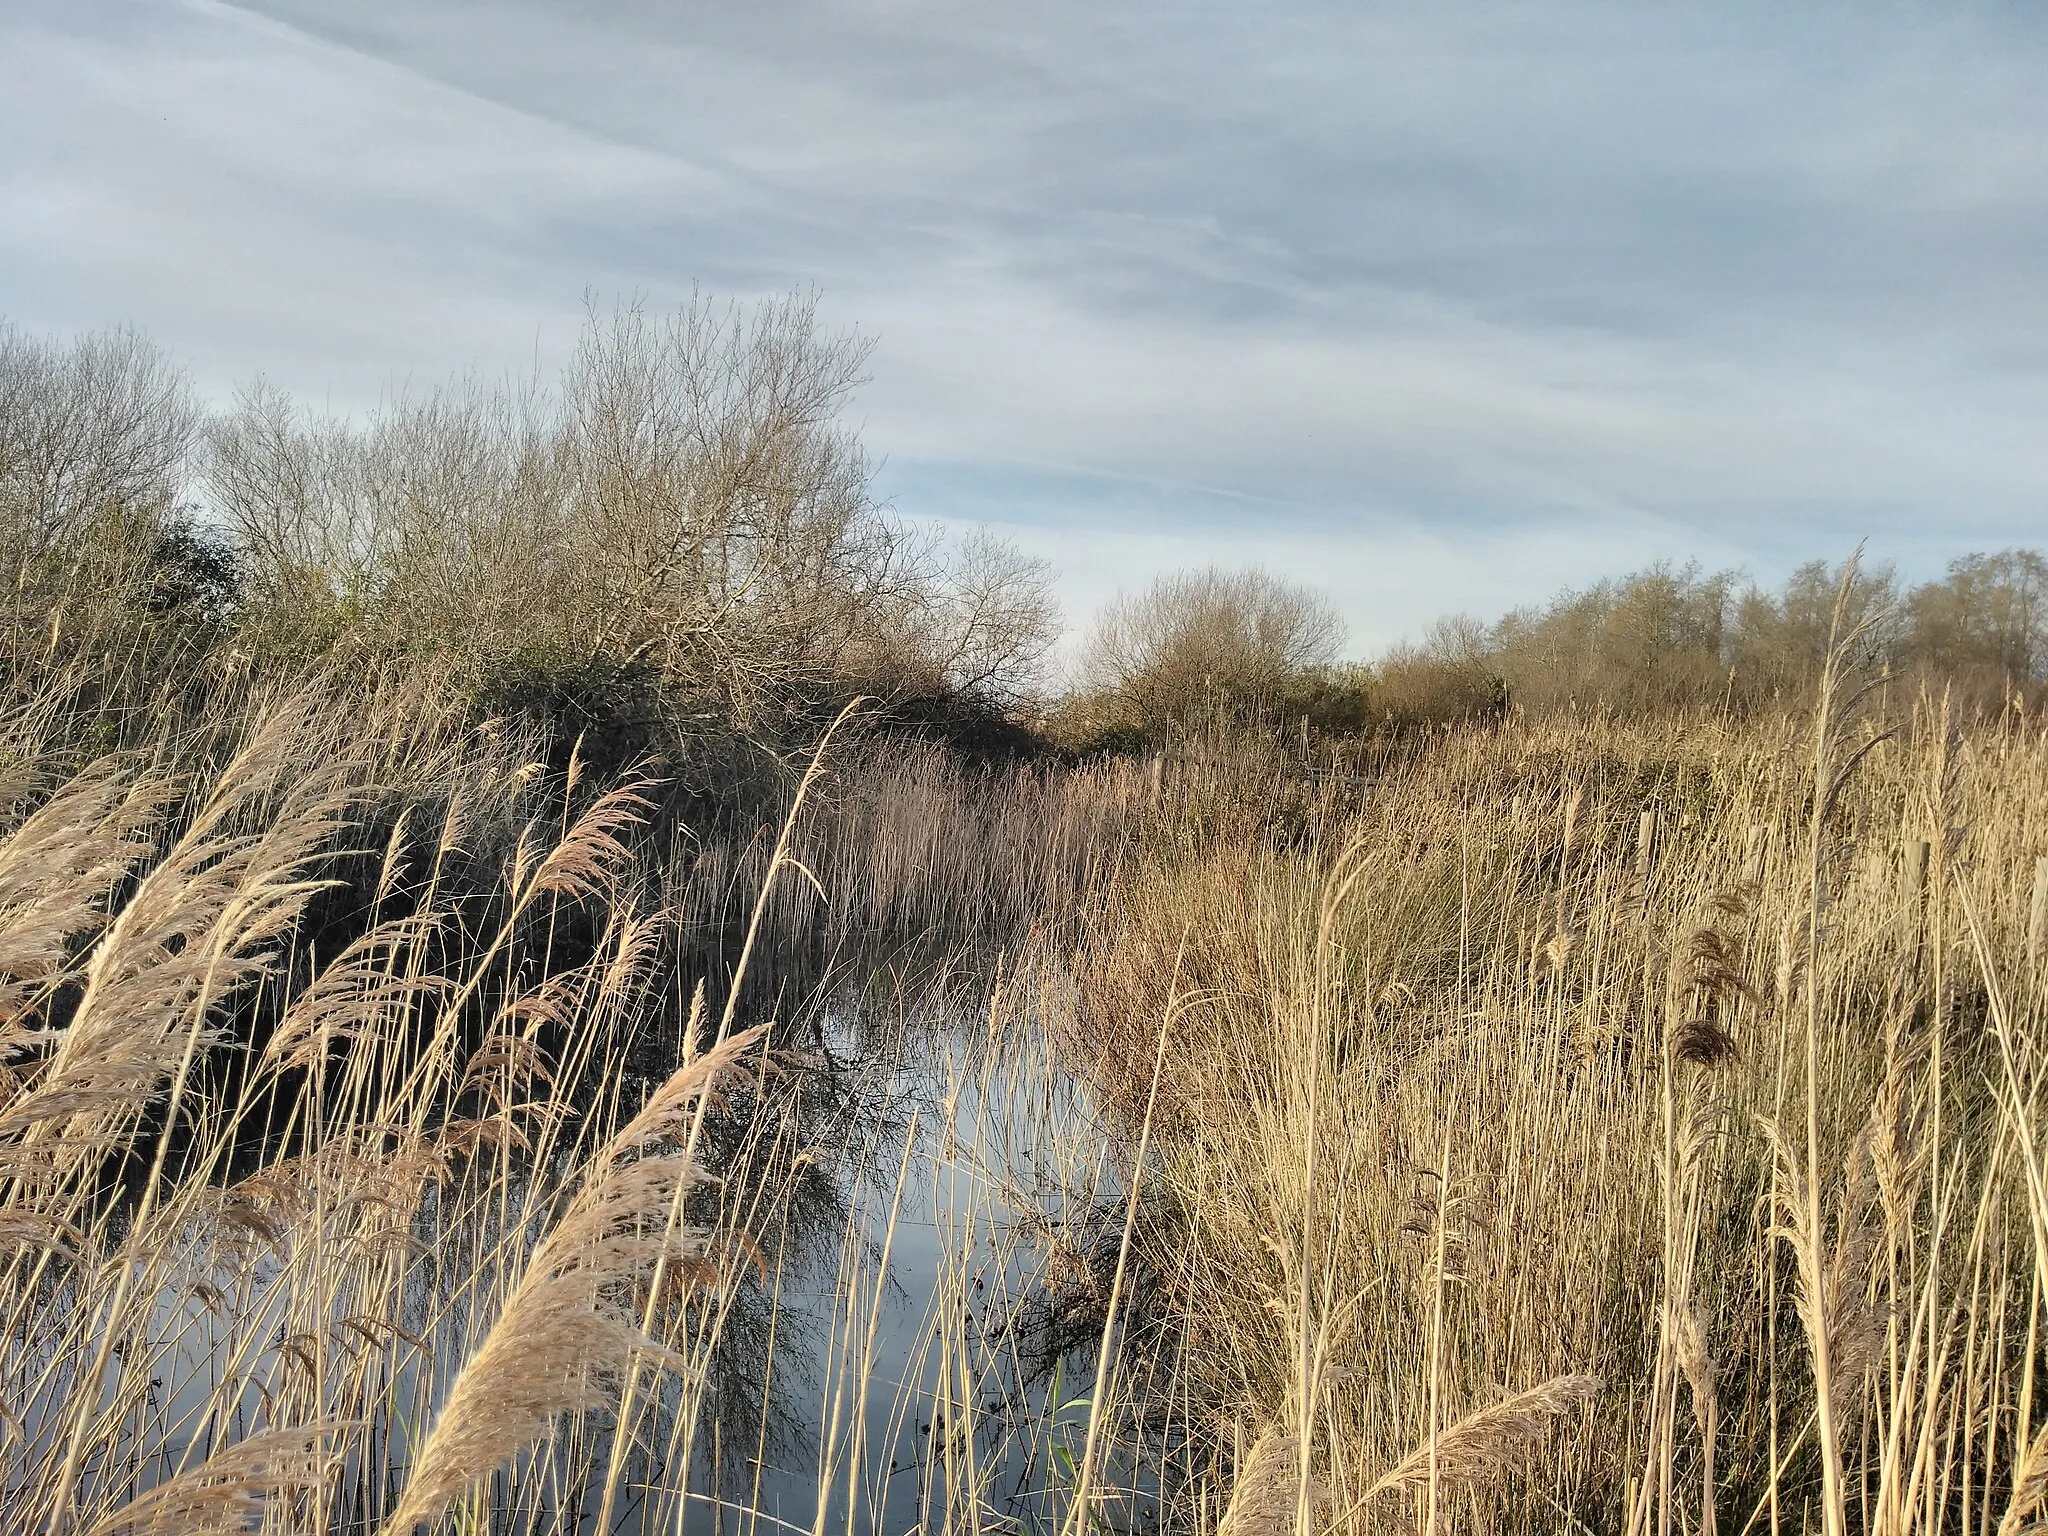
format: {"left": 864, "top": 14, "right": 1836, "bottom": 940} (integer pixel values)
{"left": 3, "top": 0, "right": 2044, "bottom": 650}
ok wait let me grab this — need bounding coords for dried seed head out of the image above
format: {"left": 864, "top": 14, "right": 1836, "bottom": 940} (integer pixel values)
{"left": 1672, "top": 1016, "right": 1741, "bottom": 1069}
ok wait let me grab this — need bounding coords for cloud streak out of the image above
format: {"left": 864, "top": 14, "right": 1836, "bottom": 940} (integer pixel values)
{"left": 3, "top": 0, "right": 2044, "bottom": 647}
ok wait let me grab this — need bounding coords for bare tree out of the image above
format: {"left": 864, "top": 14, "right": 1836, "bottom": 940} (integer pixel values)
{"left": 1078, "top": 566, "right": 1344, "bottom": 733}
{"left": 556, "top": 293, "right": 883, "bottom": 713}
{"left": 0, "top": 321, "right": 199, "bottom": 562}
{"left": 1488, "top": 562, "right": 1735, "bottom": 715}
{"left": 1903, "top": 548, "right": 2048, "bottom": 703}
{"left": 1370, "top": 614, "right": 1504, "bottom": 726}
{"left": 893, "top": 529, "right": 1061, "bottom": 709}
{"left": 1729, "top": 558, "right": 1900, "bottom": 702}
{"left": 209, "top": 293, "right": 1058, "bottom": 749}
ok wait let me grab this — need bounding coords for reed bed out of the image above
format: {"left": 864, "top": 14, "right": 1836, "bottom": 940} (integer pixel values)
{"left": 0, "top": 683, "right": 772, "bottom": 1533}
{"left": 0, "top": 680, "right": 1156, "bottom": 1536}
{"left": 10, "top": 605, "right": 2048, "bottom": 1536}
{"left": 657, "top": 739, "right": 1149, "bottom": 960}
{"left": 1055, "top": 668, "right": 2048, "bottom": 1533}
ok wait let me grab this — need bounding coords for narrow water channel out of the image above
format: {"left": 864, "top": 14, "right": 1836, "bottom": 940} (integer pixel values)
{"left": 703, "top": 1011, "right": 1121, "bottom": 1536}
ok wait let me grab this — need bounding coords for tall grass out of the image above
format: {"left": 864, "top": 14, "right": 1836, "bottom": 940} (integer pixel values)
{"left": 8, "top": 593, "right": 2048, "bottom": 1536}
{"left": 0, "top": 674, "right": 1145, "bottom": 1536}
{"left": 1056, "top": 668, "right": 2048, "bottom": 1532}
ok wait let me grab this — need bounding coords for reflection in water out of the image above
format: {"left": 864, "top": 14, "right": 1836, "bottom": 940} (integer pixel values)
{"left": 20, "top": 949, "right": 1173, "bottom": 1536}
{"left": 0, "top": 726, "right": 1165, "bottom": 1536}
{"left": 658, "top": 981, "right": 1132, "bottom": 1536}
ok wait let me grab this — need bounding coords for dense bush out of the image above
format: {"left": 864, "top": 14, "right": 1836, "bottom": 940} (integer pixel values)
{"left": 0, "top": 305, "right": 1061, "bottom": 789}
{"left": 1054, "top": 566, "right": 1366, "bottom": 748}
{"left": 207, "top": 297, "right": 1060, "bottom": 771}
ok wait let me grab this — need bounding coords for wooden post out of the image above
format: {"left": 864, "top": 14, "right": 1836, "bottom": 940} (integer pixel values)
{"left": 2029, "top": 855, "right": 2048, "bottom": 966}
{"left": 1900, "top": 840, "right": 1930, "bottom": 908}
{"left": 1147, "top": 751, "right": 1164, "bottom": 807}
{"left": 1636, "top": 809, "right": 1659, "bottom": 884}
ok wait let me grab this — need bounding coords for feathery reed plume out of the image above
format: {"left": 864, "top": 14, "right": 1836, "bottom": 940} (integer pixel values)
{"left": 1756, "top": 1116, "right": 1885, "bottom": 1411}
{"left": 0, "top": 781, "right": 347, "bottom": 1174}
{"left": 0, "top": 762, "right": 170, "bottom": 1053}
{"left": 376, "top": 1023, "right": 770, "bottom": 1536}
{"left": 1671, "top": 1013, "right": 1740, "bottom": 1070}
{"left": 0, "top": 1204, "right": 81, "bottom": 1260}
{"left": 0, "top": 724, "right": 354, "bottom": 1209}
{"left": 78, "top": 1424, "right": 352, "bottom": 1536}
{"left": 259, "top": 913, "right": 449, "bottom": 1075}
{"left": 1364, "top": 1376, "right": 1602, "bottom": 1506}
{"left": 1217, "top": 1431, "right": 1329, "bottom": 1536}
{"left": 1668, "top": 1298, "right": 1716, "bottom": 1454}
{"left": 1999, "top": 1423, "right": 2048, "bottom": 1536}
{"left": 526, "top": 777, "right": 657, "bottom": 905}
{"left": 1672, "top": 915, "right": 1751, "bottom": 1069}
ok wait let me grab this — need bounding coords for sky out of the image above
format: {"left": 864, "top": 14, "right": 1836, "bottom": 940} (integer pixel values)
{"left": 4, "top": 0, "right": 2045, "bottom": 656}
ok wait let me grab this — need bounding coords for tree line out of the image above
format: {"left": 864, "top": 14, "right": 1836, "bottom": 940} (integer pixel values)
{"left": 1054, "top": 551, "right": 2046, "bottom": 747}
{"left": 1371, "top": 552, "right": 2045, "bottom": 726}
{"left": 5, "top": 305, "right": 2040, "bottom": 769}
{"left": 0, "top": 302, "right": 1060, "bottom": 782}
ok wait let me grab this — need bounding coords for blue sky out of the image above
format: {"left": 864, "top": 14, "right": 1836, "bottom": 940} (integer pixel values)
{"left": 4, "top": 0, "right": 2044, "bottom": 653}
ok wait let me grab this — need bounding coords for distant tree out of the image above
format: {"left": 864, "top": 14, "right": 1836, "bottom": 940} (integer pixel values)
{"left": 1902, "top": 549, "right": 2048, "bottom": 705}
{"left": 1075, "top": 566, "right": 1344, "bottom": 738}
{"left": 0, "top": 319, "right": 232, "bottom": 656}
{"left": 1728, "top": 558, "right": 1901, "bottom": 704}
{"left": 832, "top": 524, "right": 1063, "bottom": 741}
{"left": 1369, "top": 615, "right": 1505, "bottom": 728}
{"left": 0, "top": 321, "right": 199, "bottom": 565}
{"left": 1356, "top": 547, "right": 2048, "bottom": 729}
{"left": 911, "top": 529, "right": 1063, "bottom": 712}
{"left": 1489, "top": 562, "right": 1735, "bottom": 715}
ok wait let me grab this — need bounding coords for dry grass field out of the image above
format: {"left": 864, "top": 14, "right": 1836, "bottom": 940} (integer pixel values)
{"left": 1056, "top": 653, "right": 2048, "bottom": 1536}
{"left": 2, "top": 614, "right": 2047, "bottom": 1536}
